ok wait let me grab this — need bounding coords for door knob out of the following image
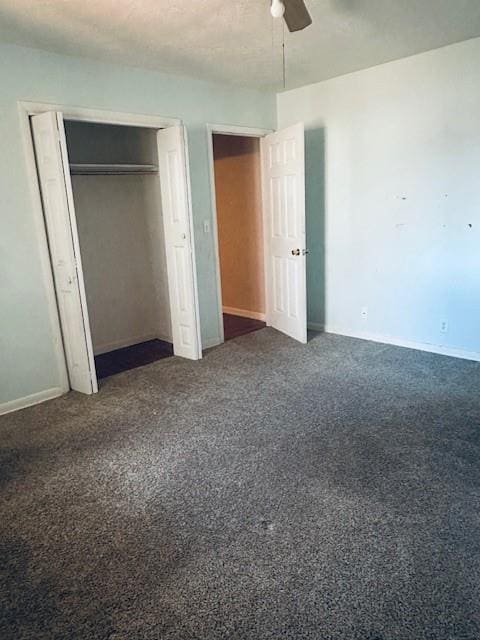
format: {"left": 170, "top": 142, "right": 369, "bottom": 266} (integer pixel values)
{"left": 291, "top": 248, "right": 300, "bottom": 256}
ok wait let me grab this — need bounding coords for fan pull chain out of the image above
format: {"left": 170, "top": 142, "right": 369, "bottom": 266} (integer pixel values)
{"left": 271, "top": 7, "right": 275, "bottom": 89}
{"left": 282, "top": 19, "right": 286, "bottom": 89}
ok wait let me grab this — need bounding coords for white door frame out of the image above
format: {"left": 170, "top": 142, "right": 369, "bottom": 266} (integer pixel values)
{"left": 206, "top": 123, "right": 273, "bottom": 346}
{"left": 19, "top": 100, "right": 202, "bottom": 395}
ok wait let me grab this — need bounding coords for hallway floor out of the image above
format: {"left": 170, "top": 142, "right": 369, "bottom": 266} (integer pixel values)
{"left": 223, "top": 312, "right": 266, "bottom": 341}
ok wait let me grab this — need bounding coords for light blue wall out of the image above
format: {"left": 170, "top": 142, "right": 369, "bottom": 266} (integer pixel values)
{"left": 278, "top": 37, "right": 480, "bottom": 357}
{"left": 0, "top": 43, "right": 276, "bottom": 406}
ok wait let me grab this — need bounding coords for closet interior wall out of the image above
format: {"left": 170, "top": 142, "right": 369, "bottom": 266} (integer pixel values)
{"left": 64, "top": 121, "right": 172, "bottom": 355}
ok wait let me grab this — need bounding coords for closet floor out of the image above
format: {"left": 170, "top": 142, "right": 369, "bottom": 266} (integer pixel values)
{"left": 223, "top": 313, "right": 266, "bottom": 341}
{"left": 95, "top": 339, "right": 173, "bottom": 379}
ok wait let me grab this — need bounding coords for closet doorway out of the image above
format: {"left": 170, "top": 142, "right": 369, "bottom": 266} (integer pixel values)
{"left": 64, "top": 121, "right": 174, "bottom": 380}
{"left": 25, "top": 104, "right": 201, "bottom": 396}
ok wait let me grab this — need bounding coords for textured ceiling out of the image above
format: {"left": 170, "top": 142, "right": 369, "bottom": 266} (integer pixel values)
{"left": 1, "top": 1, "right": 480, "bottom": 90}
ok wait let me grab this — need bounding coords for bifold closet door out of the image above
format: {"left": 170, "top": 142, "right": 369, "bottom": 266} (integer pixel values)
{"left": 157, "top": 126, "right": 201, "bottom": 360}
{"left": 261, "top": 122, "right": 307, "bottom": 344}
{"left": 31, "top": 111, "right": 97, "bottom": 394}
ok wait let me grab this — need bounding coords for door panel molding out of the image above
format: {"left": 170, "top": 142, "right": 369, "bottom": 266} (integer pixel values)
{"left": 261, "top": 122, "right": 307, "bottom": 343}
{"left": 157, "top": 125, "right": 202, "bottom": 360}
{"left": 31, "top": 111, "right": 97, "bottom": 394}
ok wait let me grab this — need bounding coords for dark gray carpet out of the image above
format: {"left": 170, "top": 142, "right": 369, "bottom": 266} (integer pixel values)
{"left": 1, "top": 329, "right": 480, "bottom": 640}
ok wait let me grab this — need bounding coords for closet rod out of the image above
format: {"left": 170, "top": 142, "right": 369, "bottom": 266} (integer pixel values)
{"left": 70, "top": 163, "right": 158, "bottom": 176}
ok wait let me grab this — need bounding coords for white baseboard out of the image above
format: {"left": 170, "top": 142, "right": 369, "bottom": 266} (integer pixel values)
{"left": 308, "top": 322, "right": 325, "bottom": 332}
{"left": 222, "top": 306, "right": 266, "bottom": 322}
{"left": 324, "top": 326, "right": 480, "bottom": 363}
{"left": 94, "top": 332, "right": 172, "bottom": 355}
{"left": 0, "top": 386, "right": 65, "bottom": 416}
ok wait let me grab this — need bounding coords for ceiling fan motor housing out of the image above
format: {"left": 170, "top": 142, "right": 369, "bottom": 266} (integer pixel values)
{"left": 272, "top": 0, "right": 313, "bottom": 32}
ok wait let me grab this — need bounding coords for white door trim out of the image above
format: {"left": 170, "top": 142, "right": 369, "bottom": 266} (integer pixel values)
{"left": 19, "top": 101, "right": 199, "bottom": 401}
{"left": 19, "top": 101, "right": 180, "bottom": 128}
{"left": 206, "top": 123, "right": 273, "bottom": 346}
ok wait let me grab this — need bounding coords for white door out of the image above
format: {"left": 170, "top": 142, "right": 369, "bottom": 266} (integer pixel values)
{"left": 157, "top": 126, "right": 202, "bottom": 360}
{"left": 261, "top": 123, "right": 307, "bottom": 343}
{"left": 31, "top": 112, "right": 97, "bottom": 394}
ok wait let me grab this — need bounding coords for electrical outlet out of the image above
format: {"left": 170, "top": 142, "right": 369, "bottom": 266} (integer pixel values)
{"left": 203, "top": 220, "right": 210, "bottom": 233}
{"left": 361, "top": 307, "right": 368, "bottom": 320}
{"left": 440, "top": 320, "right": 448, "bottom": 333}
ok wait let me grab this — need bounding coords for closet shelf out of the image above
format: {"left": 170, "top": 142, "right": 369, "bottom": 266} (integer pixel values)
{"left": 70, "top": 163, "right": 158, "bottom": 175}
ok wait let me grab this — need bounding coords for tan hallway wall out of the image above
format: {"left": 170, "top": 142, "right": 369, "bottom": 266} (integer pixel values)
{"left": 213, "top": 134, "right": 265, "bottom": 316}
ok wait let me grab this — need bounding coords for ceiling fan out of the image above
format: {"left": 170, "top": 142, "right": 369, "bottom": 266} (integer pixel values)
{"left": 270, "top": 0, "right": 312, "bottom": 32}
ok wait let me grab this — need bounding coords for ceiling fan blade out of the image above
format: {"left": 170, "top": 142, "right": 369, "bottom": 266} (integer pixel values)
{"left": 283, "top": 0, "right": 312, "bottom": 32}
